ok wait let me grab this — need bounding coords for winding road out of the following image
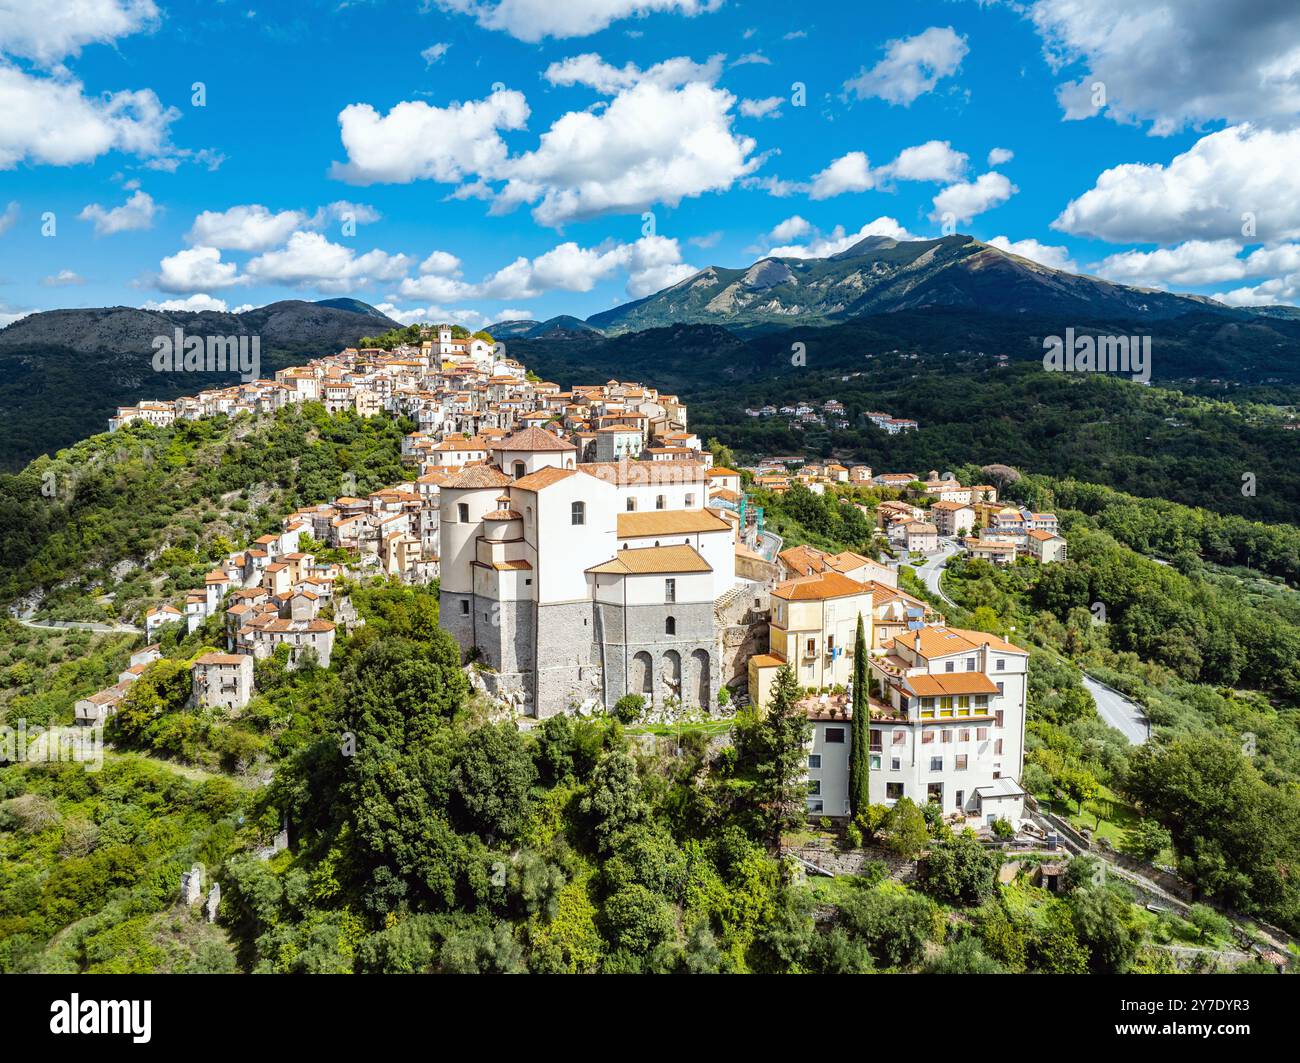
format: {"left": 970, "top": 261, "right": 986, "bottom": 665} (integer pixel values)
{"left": 910, "top": 538, "right": 960, "bottom": 609}
{"left": 907, "top": 544, "right": 1150, "bottom": 747}
{"left": 1081, "top": 673, "right": 1149, "bottom": 745}
{"left": 13, "top": 617, "right": 142, "bottom": 635}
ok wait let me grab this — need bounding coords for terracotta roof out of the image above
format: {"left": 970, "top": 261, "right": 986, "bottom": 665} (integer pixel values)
{"left": 577, "top": 460, "right": 706, "bottom": 486}
{"left": 617, "top": 508, "right": 730, "bottom": 538}
{"left": 511, "top": 466, "right": 578, "bottom": 492}
{"left": 497, "top": 426, "right": 576, "bottom": 452}
{"left": 947, "top": 626, "right": 1026, "bottom": 655}
{"left": 749, "top": 653, "right": 786, "bottom": 669}
{"left": 894, "top": 626, "right": 981, "bottom": 658}
{"left": 772, "top": 571, "right": 871, "bottom": 602}
{"left": 905, "top": 672, "right": 1001, "bottom": 696}
{"left": 587, "top": 544, "right": 712, "bottom": 575}
{"left": 443, "top": 465, "right": 514, "bottom": 490}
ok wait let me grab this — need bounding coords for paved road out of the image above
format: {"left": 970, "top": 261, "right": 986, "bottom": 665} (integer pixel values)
{"left": 911, "top": 539, "right": 960, "bottom": 608}
{"left": 14, "top": 617, "right": 142, "bottom": 635}
{"left": 754, "top": 529, "right": 783, "bottom": 561}
{"left": 1082, "top": 673, "right": 1148, "bottom": 745}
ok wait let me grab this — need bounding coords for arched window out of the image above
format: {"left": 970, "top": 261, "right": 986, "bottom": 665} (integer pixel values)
{"left": 571, "top": 500, "right": 585, "bottom": 526}
{"left": 512, "top": 461, "right": 526, "bottom": 479}
{"left": 665, "top": 616, "right": 676, "bottom": 635}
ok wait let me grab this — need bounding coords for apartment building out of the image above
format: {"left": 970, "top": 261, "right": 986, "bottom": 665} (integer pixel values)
{"left": 748, "top": 572, "right": 873, "bottom": 706}
{"left": 191, "top": 652, "right": 255, "bottom": 711}
{"left": 864, "top": 625, "right": 1029, "bottom": 823}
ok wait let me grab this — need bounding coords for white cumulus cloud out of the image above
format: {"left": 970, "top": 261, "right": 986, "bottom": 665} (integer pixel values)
{"left": 0, "top": 65, "right": 178, "bottom": 169}
{"left": 768, "top": 217, "right": 915, "bottom": 259}
{"left": 142, "top": 293, "right": 230, "bottom": 312}
{"left": 876, "top": 140, "right": 968, "bottom": 184}
{"left": 244, "top": 231, "right": 413, "bottom": 293}
{"left": 156, "top": 246, "right": 241, "bottom": 293}
{"left": 428, "top": 0, "right": 718, "bottom": 43}
{"left": 331, "top": 88, "right": 530, "bottom": 185}
{"left": 1054, "top": 125, "right": 1300, "bottom": 244}
{"left": 843, "top": 26, "right": 968, "bottom": 106}
{"left": 930, "top": 172, "right": 1017, "bottom": 223}
{"left": 1030, "top": 0, "right": 1300, "bottom": 134}
{"left": 987, "top": 235, "right": 1077, "bottom": 273}
{"left": 810, "top": 152, "right": 874, "bottom": 200}
{"left": 79, "top": 189, "right": 157, "bottom": 235}
{"left": 739, "top": 96, "right": 783, "bottom": 119}
{"left": 543, "top": 51, "right": 724, "bottom": 93}
{"left": 0, "top": 0, "right": 158, "bottom": 65}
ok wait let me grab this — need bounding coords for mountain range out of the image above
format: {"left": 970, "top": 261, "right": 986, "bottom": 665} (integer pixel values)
{"left": 3, "top": 235, "right": 1300, "bottom": 472}
{"left": 585, "top": 234, "right": 1236, "bottom": 335}
{"left": 0, "top": 299, "right": 399, "bottom": 471}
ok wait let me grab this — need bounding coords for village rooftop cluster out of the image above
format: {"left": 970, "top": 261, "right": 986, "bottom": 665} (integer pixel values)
{"left": 86, "top": 324, "right": 1066, "bottom": 830}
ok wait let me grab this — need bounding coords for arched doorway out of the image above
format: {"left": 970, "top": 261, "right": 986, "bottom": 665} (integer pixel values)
{"left": 691, "top": 648, "right": 710, "bottom": 708}
{"left": 661, "top": 649, "right": 682, "bottom": 701}
{"left": 632, "top": 651, "right": 654, "bottom": 702}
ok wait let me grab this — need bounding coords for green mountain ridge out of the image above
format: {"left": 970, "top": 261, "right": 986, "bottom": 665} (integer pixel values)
{"left": 586, "top": 234, "right": 1244, "bottom": 335}
{"left": 0, "top": 299, "right": 399, "bottom": 471}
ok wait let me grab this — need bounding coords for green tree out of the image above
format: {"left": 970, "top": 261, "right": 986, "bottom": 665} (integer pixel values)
{"left": 918, "top": 832, "right": 1001, "bottom": 905}
{"left": 1069, "top": 885, "right": 1142, "bottom": 973}
{"left": 752, "top": 664, "right": 812, "bottom": 847}
{"left": 580, "top": 750, "right": 649, "bottom": 851}
{"left": 881, "top": 797, "right": 929, "bottom": 860}
{"left": 611, "top": 693, "right": 645, "bottom": 724}
{"left": 1121, "top": 819, "right": 1172, "bottom": 863}
{"left": 1187, "top": 903, "right": 1231, "bottom": 944}
{"left": 848, "top": 613, "right": 870, "bottom": 816}
{"left": 839, "top": 887, "right": 938, "bottom": 969}
{"left": 451, "top": 723, "right": 537, "bottom": 841}
{"left": 926, "top": 935, "right": 1004, "bottom": 973}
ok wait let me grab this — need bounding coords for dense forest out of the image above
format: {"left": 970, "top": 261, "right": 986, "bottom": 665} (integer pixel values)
{"left": 2, "top": 362, "right": 1297, "bottom": 971}
{"left": 0, "top": 404, "right": 414, "bottom": 622}
{"left": 3, "top": 582, "right": 1254, "bottom": 974}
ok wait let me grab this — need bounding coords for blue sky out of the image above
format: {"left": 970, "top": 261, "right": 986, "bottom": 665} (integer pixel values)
{"left": 3, "top": 0, "right": 1300, "bottom": 328}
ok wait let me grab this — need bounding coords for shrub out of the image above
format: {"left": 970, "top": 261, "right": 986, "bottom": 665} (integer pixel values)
{"left": 612, "top": 694, "right": 646, "bottom": 724}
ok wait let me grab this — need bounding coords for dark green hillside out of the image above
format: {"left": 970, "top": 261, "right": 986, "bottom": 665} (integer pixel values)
{"left": 0, "top": 300, "right": 399, "bottom": 471}
{"left": 0, "top": 403, "right": 413, "bottom": 622}
{"left": 513, "top": 322, "right": 1300, "bottom": 524}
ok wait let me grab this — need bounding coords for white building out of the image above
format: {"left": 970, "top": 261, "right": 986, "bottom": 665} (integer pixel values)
{"left": 805, "top": 625, "right": 1029, "bottom": 827}
{"left": 438, "top": 431, "right": 736, "bottom": 716}
{"left": 191, "top": 653, "right": 255, "bottom": 711}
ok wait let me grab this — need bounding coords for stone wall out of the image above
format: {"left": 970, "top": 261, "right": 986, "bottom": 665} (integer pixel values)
{"left": 715, "top": 586, "right": 771, "bottom": 693}
{"left": 597, "top": 600, "right": 718, "bottom": 711}
{"left": 534, "top": 599, "right": 603, "bottom": 717}
{"left": 736, "top": 552, "right": 779, "bottom": 584}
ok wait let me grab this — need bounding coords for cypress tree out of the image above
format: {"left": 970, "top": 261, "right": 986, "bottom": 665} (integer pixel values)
{"left": 755, "top": 663, "right": 812, "bottom": 847}
{"left": 849, "top": 613, "right": 870, "bottom": 816}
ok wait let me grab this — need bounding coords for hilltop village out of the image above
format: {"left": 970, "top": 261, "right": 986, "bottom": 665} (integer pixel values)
{"left": 93, "top": 324, "right": 1068, "bottom": 830}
